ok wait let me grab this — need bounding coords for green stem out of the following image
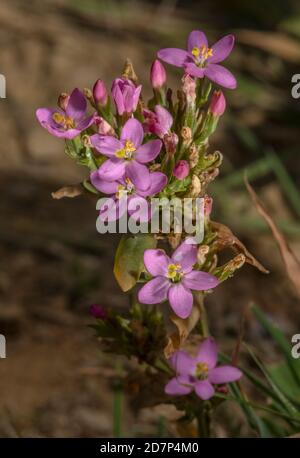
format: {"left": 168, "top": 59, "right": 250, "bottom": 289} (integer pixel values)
{"left": 113, "top": 381, "right": 123, "bottom": 438}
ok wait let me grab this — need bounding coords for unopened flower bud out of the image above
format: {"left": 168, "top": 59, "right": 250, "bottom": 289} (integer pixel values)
{"left": 150, "top": 59, "right": 167, "bottom": 89}
{"left": 172, "top": 160, "right": 190, "bottom": 180}
{"left": 189, "top": 143, "right": 199, "bottom": 169}
{"left": 209, "top": 90, "right": 226, "bottom": 116}
{"left": 204, "top": 195, "right": 213, "bottom": 217}
{"left": 57, "top": 92, "right": 69, "bottom": 111}
{"left": 181, "top": 126, "right": 192, "bottom": 143}
{"left": 94, "top": 115, "right": 115, "bottom": 135}
{"left": 164, "top": 132, "right": 178, "bottom": 156}
{"left": 89, "top": 304, "right": 108, "bottom": 320}
{"left": 182, "top": 74, "right": 196, "bottom": 104}
{"left": 93, "top": 79, "right": 108, "bottom": 106}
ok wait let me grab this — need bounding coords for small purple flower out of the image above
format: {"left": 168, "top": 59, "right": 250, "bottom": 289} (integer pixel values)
{"left": 172, "top": 160, "right": 190, "bottom": 180}
{"left": 36, "top": 88, "right": 95, "bottom": 139}
{"left": 138, "top": 238, "right": 219, "bottom": 318}
{"left": 91, "top": 171, "right": 167, "bottom": 222}
{"left": 143, "top": 105, "right": 173, "bottom": 138}
{"left": 89, "top": 304, "right": 108, "bottom": 320}
{"left": 111, "top": 78, "right": 142, "bottom": 115}
{"left": 90, "top": 118, "right": 162, "bottom": 191}
{"left": 165, "top": 338, "right": 242, "bottom": 400}
{"left": 157, "top": 30, "right": 236, "bottom": 89}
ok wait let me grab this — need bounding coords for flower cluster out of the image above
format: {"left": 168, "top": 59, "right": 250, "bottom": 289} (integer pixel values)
{"left": 37, "top": 29, "right": 245, "bottom": 414}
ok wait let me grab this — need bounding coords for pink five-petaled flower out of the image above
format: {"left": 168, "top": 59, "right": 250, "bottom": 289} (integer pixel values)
{"left": 90, "top": 171, "right": 167, "bottom": 222}
{"left": 90, "top": 118, "right": 162, "bottom": 191}
{"left": 111, "top": 78, "right": 142, "bottom": 116}
{"left": 157, "top": 30, "right": 236, "bottom": 89}
{"left": 165, "top": 338, "right": 242, "bottom": 400}
{"left": 36, "top": 88, "right": 95, "bottom": 139}
{"left": 143, "top": 105, "right": 173, "bottom": 139}
{"left": 138, "top": 238, "right": 219, "bottom": 319}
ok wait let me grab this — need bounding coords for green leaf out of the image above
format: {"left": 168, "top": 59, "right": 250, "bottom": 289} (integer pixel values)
{"left": 113, "top": 234, "right": 157, "bottom": 292}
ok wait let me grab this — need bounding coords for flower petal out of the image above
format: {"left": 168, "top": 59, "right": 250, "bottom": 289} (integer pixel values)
{"left": 194, "top": 380, "right": 215, "bottom": 400}
{"left": 98, "top": 158, "right": 126, "bottom": 181}
{"left": 121, "top": 118, "right": 144, "bottom": 148}
{"left": 99, "top": 196, "right": 127, "bottom": 222}
{"left": 183, "top": 271, "right": 219, "bottom": 291}
{"left": 187, "top": 30, "right": 208, "bottom": 53}
{"left": 196, "top": 337, "right": 218, "bottom": 369}
{"left": 184, "top": 63, "right": 205, "bottom": 78}
{"left": 165, "top": 377, "right": 192, "bottom": 396}
{"left": 208, "top": 34, "right": 235, "bottom": 64}
{"left": 204, "top": 64, "right": 237, "bottom": 89}
{"left": 66, "top": 88, "right": 87, "bottom": 121}
{"left": 90, "top": 135, "right": 123, "bottom": 156}
{"left": 155, "top": 105, "right": 173, "bottom": 132}
{"left": 138, "top": 276, "right": 170, "bottom": 304}
{"left": 126, "top": 160, "right": 151, "bottom": 191}
{"left": 144, "top": 249, "right": 170, "bottom": 276}
{"left": 76, "top": 114, "right": 95, "bottom": 131}
{"left": 169, "top": 351, "right": 195, "bottom": 375}
{"left": 135, "top": 139, "right": 162, "bottom": 164}
{"left": 128, "top": 196, "right": 152, "bottom": 222}
{"left": 171, "top": 237, "right": 197, "bottom": 271}
{"left": 157, "top": 48, "right": 190, "bottom": 67}
{"left": 168, "top": 283, "right": 193, "bottom": 319}
{"left": 90, "top": 171, "right": 119, "bottom": 194}
{"left": 209, "top": 365, "right": 242, "bottom": 384}
{"left": 138, "top": 172, "right": 167, "bottom": 197}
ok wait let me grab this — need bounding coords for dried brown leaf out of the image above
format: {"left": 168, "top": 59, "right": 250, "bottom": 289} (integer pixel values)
{"left": 245, "top": 178, "right": 300, "bottom": 299}
{"left": 51, "top": 184, "right": 83, "bottom": 199}
{"left": 211, "top": 221, "right": 269, "bottom": 273}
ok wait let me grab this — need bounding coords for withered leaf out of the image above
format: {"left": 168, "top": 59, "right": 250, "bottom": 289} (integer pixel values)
{"left": 51, "top": 184, "right": 83, "bottom": 199}
{"left": 246, "top": 178, "right": 300, "bottom": 299}
{"left": 211, "top": 221, "right": 269, "bottom": 274}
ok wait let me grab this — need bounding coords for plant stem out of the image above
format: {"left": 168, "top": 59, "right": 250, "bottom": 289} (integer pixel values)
{"left": 196, "top": 405, "right": 211, "bottom": 438}
{"left": 113, "top": 381, "right": 123, "bottom": 438}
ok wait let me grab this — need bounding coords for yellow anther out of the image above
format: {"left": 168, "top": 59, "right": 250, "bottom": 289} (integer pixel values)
{"left": 192, "top": 46, "right": 200, "bottom": 58}
{"left": 52, "top": 112, "right": 75, "bottom": 129}
{"left": 115, "top": 184, "right": 127, "bottom": 199}
{"left": 195, "top": 362, "right": 209, "bottom": 380}
{"left": 115, "top": 140, "right": 136, "bottom": 160}
{"left": 167, "top": 263, "right": 182, "bottom": 280}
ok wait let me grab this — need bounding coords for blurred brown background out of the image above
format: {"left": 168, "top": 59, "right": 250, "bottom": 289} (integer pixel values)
{"left": 0, "top": 0, "right": 300, "bottom": 437}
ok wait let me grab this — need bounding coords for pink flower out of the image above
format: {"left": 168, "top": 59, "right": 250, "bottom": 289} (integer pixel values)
{"left": 157, "top": 30, "right": 236, "bottom": 89}
{"left": 165, "top": 338, "right": 242, "bottom": 400}
{"left": 150, "top": 59, "right": 167, "bottom": 89}
{"left": 90, "top": 171, "right": 167, "bottom": 222}
{"left": 172, "top": 160, "right": 190, "bottom": 180}
{"left": 93, "top": 79, "right": 108, "bottom": 106}
{"left": 36, "top": 88, "right": 95, "bottom": 139}
{"left": 143, "top": 105, "right": 173, "bottom": 138}
{"left": 138, "top": 238, "right": 219, "bottom": 318}
{"left": 90, "top": 118, "right": 162, "bottom": 191}
{"left": 111, "top": 78, "right": 142, "bottom": 115}
{"left": 209, "top": 90, "right": 226, "bottom": 116}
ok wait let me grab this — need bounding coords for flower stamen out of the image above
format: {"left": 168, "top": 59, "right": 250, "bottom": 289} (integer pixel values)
{"left": 115, "top": 140, "right": 136, "bottom": 160}
{"left": 167, "top": 263, "right": 182, "bottom": 282}
{"left": 195, "top": 362, "right": 209, "bottom": 380}
{"left": 52, "top": 112, "right": 75, "bottom": 130}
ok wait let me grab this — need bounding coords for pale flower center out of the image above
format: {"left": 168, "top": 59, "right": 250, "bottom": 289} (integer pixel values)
{"left": 195, "top": 362, "right": 209, "bottom": 380}
{"left": 192, "top": 45, "right": 213, "bottom": 67}
{"left": 166, "top": 263, "right": 182, "bottom": 283}
{"left": 115, "top": 140, "right": 136, "bottom": 160}
{"left": 52, "top": 112, "right": 75, "bottom": 130}
{"left": 115, "top": 177, "right": 135, "bottom": 199}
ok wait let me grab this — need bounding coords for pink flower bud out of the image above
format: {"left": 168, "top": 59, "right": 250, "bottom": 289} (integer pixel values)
{"left": 94, "top": 115, "right": 114, "bottom": 135}
{"left": 93, "top": 79, "right": 108, "bottom": 106}
{"left": 172, "top": 160, "right": 190, "bottom": 180}
{"left": 209, "top": 90, "right": 226, "bottom": 116}
{"left": 150, "top": 60, "right": 167, "bottom": 89}
{"left": 112, "top": 78, "right": 142, "bottom": 115}
{"left": 89, "top": 304, "right": 108, "bottom": 320}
